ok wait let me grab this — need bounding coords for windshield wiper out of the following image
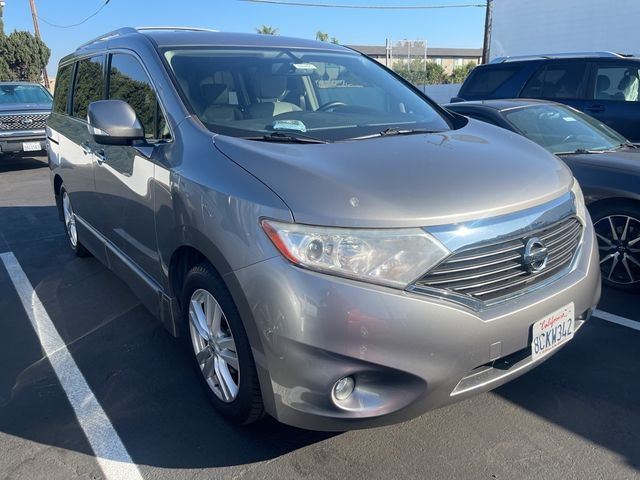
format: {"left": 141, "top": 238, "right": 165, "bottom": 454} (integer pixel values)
{"left": 244, "top": 131, "right": 329, "bottom": 144}
{"left": 350, "top": 127, "right": 445, "bottom": 140}
{"left": 617, "top": 141, "right": 639, "bottom": 150}
{"left": 557, "top": 148, "right": 616, "bottom": 155}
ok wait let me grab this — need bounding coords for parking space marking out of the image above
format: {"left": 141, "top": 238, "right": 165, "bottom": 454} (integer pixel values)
{"left": 593, "top": 309, "right": 640, "bottom": 332}
{"left": 0, "top": 252, "right": 144, "bottom": 480}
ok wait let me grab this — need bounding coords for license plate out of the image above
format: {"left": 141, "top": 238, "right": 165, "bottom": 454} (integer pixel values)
{"left": 531, "top": 303, "right": 574, "bottom": 362}
{"left": 22, "top": 142, "right": 41, "bottom": 152}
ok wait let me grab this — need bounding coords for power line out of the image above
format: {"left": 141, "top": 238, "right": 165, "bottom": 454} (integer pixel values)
{"left": 38, "top": 0, "right": 111, "bottom": 29}
{"left": 239, "top": 0, "right": 485, "bottom": 8}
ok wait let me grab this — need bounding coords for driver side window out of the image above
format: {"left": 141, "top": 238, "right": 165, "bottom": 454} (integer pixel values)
{"left": 108, "top": 53, "right": 170, "bottom": 141}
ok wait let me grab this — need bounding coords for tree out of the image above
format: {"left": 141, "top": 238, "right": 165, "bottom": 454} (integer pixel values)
{"left": 255, "top": 25, "right": 278, "bottom": 35}
{"left": 330, "top": 37, "right": 339, "bottom": 44}
{"left": 315, "top": 31, "right": 329, "bottom": 42}
{"left": 447, "top": 62, "right": 476, "bottom": 84}
{"left": 0, "top": 30, "right": 50, "bottom": 82}
{"left": 392, "top": 60, "right": 447, "bottom": 86}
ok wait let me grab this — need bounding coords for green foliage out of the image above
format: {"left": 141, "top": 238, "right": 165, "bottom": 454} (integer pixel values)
{"left": 449, "top": 62, "right": 476, "bottom": 84}
{"left": 0, "top": 30, "right": 50, "bottom": 82}
{"left": 255, "top": 25, "right": 278, "bottom": 35}
{"left": 392, "top": 59, "right": 476, "bottom": 85}
{"left": 315, "top": 31, "right": 339, "bottom": 44}
{"left": 392, "top": 60, "right": 448, "bottom": 85}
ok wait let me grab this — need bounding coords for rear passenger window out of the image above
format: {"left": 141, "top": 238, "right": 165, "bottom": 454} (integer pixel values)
{"left": 461, "top": 67, "right": 519, "bottom": 96}
{"left": 72, "top": 56, "right": 104, "bottom": 119}
{"left": 594, "top": 64, "right": 640, "bottom": 102}
{"left": 521, "top": 63, "right": 587, "bottom": 99}
{"left": 108, "top": 53, "right": 169, "bottom": 141}
{"left": 53, "top": 64, "right": 73, "bottom": 114}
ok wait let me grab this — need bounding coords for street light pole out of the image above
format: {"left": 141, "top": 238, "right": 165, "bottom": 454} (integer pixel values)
{"left": 28, "top": 0, "right": 50, "bottom": 89}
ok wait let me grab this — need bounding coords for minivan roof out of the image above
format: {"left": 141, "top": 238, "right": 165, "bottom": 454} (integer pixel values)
{"left": 64, "top": 26, "right": 348, "bottom": 63}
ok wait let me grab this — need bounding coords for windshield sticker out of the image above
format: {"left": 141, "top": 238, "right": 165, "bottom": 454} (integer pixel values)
{"left": 562, "top": 117, "right": 577, "bottom": 122}
{"left": 272, "top": 119, "right": 307, "bottom": 133}
{"left": 292, "top": 63, "right": 318, "bottom": 72}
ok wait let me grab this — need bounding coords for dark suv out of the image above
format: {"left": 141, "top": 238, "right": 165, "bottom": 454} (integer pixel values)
{"left": 453, "top": 52, "right": 640, "bottom": 142}
{"left": 0, "top": 82, "right": 52, "bottom": 157}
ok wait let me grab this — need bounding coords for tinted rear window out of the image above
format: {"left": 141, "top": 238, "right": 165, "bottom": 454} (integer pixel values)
{"left": 460, "top": 66, "right": 519, "bottom": 96}
{"left": 520, "top": 63, "right": 587, "bottom": 99}
{"left": 53, "top": 64, "right": 73, "bottom": 114}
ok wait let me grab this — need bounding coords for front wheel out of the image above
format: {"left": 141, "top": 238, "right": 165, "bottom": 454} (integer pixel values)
{"left": 182, "top": 262, "right": 264, "bottom": 424}
{"left": 591, "top": 201, "right": 640, "bottom": 291}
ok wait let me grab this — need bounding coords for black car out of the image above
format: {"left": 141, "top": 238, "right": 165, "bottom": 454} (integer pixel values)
{"left": 0, "top": 82, "right": 52, "bottom": 157}
{"left": 452, "top": 52, "right": 640, "bottom": 142}
{"left": 446, "top": 99, "right": 640, "bottom": 291}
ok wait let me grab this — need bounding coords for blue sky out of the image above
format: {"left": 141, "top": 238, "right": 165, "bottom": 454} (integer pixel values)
{"left": 2, "top": 0, "right": 485, "bottom": 76}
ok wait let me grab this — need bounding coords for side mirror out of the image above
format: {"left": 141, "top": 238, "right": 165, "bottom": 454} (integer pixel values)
{"left": 87, "top": 100, "right": 145, "bottom": 146}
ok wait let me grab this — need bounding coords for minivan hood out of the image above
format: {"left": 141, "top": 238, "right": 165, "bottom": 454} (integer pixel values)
{"left": 214, "top": 120, "right": 573, "bottom": 228}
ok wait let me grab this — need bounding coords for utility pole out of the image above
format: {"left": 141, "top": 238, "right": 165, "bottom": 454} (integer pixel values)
{"left": 481, "top": 0, "right": 493, "bottom": 64}
{"left": 28, "top": 0, "right": 50, "bottom": 89}
{"left": 0, "top": 2, "right": 5, "bottom": 35}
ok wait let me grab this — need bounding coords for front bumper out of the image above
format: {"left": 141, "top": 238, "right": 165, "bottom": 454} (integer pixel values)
{"left": 0, "top": 130, "right": 47, "bottom": 154}
{"left": 229, "top": 216, "right": 601, "bottom": 431}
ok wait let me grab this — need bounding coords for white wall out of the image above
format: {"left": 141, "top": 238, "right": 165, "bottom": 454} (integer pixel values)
{"left": 490, "top": 0, "right": 640, "bottom": 60}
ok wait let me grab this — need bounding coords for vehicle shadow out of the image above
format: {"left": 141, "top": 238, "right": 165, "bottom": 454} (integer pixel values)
{"left": 493, "top": 316, "right": 640, "bottom": 471}
{"left": 0, "top": 154, "right": 48, "bottom": 173}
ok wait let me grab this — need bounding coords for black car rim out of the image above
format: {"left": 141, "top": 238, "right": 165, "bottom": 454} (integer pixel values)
{"left": 594, "top": 214, "right": 640, "bottom": 285}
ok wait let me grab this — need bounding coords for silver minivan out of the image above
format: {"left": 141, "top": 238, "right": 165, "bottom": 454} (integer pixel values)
{"left": 47, "top": 27, "right": 601, "bottom": 431}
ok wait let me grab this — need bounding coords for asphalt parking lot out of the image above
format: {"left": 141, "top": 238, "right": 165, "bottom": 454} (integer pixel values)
{"left": 0, "top": 154, "right": 639, "bottom": 480}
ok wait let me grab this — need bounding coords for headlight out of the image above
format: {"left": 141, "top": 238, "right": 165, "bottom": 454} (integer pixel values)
{"left": 571, "top": 179, "right": 588, "bottom": 224}
{"left": 261, "top": 220, "right": 451, "bottom": 288}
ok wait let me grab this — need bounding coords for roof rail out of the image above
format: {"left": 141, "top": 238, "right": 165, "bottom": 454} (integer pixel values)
{"left": 76, "top": 26, "right": 218, "bottom": 51}
{"left": 76, "top": 27, "right": 138, "bottom": 50}
{"left": 490, "top": 51, "right": 634, "bottom": 63}
{"left": 135, "top": 26, "right": 219, "bottom": 33}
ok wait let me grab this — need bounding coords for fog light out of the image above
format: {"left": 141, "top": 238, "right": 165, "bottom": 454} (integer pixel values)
{"left": 333, "top": 376, "right": 355, "bottom": 401}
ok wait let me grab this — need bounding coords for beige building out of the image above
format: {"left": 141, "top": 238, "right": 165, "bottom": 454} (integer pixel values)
{"left": 347, "top": 45, "right": 482, "bottom": 74}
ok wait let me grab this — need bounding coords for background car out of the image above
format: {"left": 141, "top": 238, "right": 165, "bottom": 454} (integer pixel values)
{"left": 0, "top": 82, "right": 52, "bottom": 158}
{"left": 451, "top": 52, "right": 640, "bottom": 142}
{"left": 446, "top": 99, "right": 640, "bottom": 291}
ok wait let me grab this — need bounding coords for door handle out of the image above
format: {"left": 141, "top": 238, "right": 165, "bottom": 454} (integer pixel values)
{"left": 81, "top": 142, "right": 92, "bottom": 155}
{"left": 94, "top": 149, "right": 106, "bottom": 166}
{"left": 586, "top": 105, "right": 605, "bottom": 113}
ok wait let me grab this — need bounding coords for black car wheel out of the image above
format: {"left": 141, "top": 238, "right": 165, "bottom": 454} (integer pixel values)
{"left": 591, "top": 201, "right": 640, "bottom": 290}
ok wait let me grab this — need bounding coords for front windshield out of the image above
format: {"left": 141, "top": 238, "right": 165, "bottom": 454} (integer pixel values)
{"left": 0, "top": 84, "right": 52, "bottom": 105}
{"left": 503, "top": 104, "right": 627, "bottom": 154}
{"left": 163, "top": 47, "right": 451, "bottom": 141}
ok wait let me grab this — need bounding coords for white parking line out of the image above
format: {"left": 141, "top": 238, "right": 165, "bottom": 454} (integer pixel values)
{"left": 0, "top": 252, "right": 144, "bottom": 480}
{"left": 593, "top": 309, "right": 640, "bottom": 332}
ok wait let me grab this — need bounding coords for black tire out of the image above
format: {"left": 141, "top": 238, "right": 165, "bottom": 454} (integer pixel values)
{"left": 590, "top": 200, "right": 640, "bottom": 291}
{"left": 60, "top": 187, "right": 90, "bottom": 257}
{"left": 182, "top": 262, "right": 264, "bottom": 425}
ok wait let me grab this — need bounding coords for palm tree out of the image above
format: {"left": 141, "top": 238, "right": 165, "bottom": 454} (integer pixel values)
{"left": 255, "top": 25, "right": 279, "bottom": 35}
{"left": 315, "top": 31, "right": 329, "bottom": 42}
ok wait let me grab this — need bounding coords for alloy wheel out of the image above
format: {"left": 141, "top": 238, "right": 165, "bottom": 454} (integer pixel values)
{"left": 62, "top": 191, "right": 78, "bottom": 248}
{"left": 188, "top": 288, "right": 240, "bottom": 402}
{"left": 594, "top": 214, "right": 640, "bottom": 285}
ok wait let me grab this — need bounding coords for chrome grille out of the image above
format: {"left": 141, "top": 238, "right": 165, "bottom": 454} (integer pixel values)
{"left": 413, "top": 217, "right": 583, "bottom": 304}
{"left": 0, "top": 113, "right": 48, "bottom": 131}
